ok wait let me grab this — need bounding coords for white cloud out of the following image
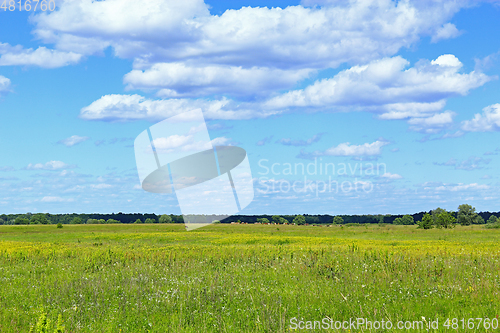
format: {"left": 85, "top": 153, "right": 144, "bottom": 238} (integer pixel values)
{"left": 431, "top": 54, "right": 462, "bottom": 68}
{"left": 407, "top": 111, "right": 455, "bottom": 133}
{"left": 256, "top": 136, "right": 273, "bottom": 146}
{"left": 26, "top": 161, "right": 75, "bottom": 170}
{"left": 277, "top": 134, "right": 323, "bottom": 146}
{"left": 0, "top": 75, "right": 11, "bottom": 97}
{"left": 435, "top": 183, "right": 490, "bottom": 192}
{"left": 152, "top": 135, "right": 193, "bottom": 150}
{"left": 124, "top": 63, "right": 313, "bottom": 98}
{"left": 32, "top": 0, "right": 468, "bottom": 70}
{"left": 434, "top": 156, "right": 491, "bottom": 171}
{"left": 265, "top": 55, "right": 491, "bottom": 116}
{"left": 325, "top": 141, "right": 388, "bottom": 156}
{"left": 79, "top": 94, "right": 279, "bottom": 121}
{"left": 431, "top": 23, "right": 462, "bottom": 43}
{"left": 91, "top": 184, "right": 113, "bottom": 189}
{"left": 81, "top": 53, "right": 493, "bottom": 125}
{"left": 152, "top": 135, "right": 231, "bottom": 153}
{"left": 0, "top": 43, "right": 82, "bottom": 68}
{"left": 461, "top": 104, "right": 500, "bottom": 132}
{"left": 381, "top": 172, "right": 403, "bottom": 179}
{"left": 57, "top": 135, "right": 90, "bottom": 147}
{"left": 40, "top": 196, "right": 74, "bottom": 202}
{"left": 301, "top": 140, "right": 389, "bottom": 158}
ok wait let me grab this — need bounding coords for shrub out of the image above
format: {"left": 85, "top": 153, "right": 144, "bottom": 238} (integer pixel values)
{"left": 56, "top": 223, "right": 63, "bottom": 229}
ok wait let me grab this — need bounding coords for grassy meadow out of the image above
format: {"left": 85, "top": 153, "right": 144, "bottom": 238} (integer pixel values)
{"left": 0, "top": 223, "right": 499, "bottom": 332}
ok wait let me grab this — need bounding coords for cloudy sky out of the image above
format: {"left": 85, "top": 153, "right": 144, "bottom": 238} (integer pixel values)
{"left": 1, "top": 0, "right": 499, "bottom": 215}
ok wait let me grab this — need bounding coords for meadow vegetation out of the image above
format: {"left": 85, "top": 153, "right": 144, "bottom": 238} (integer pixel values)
{"left": 0, "top": 223, "right": 498, "bottom": 332}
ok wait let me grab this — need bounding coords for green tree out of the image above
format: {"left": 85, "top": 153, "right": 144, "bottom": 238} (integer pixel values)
{"left": 107, "top": 219, "right": 120, "bottom": 224}
{"left": 332, "top": 216, "right": 344, "bottom": 225}
{"left": 474, "top": 215, "right": 485, "bottom": 224}
{"left": 417, "top": 213, "right": 434, "bottom": 229}
{"left": 401, "top": 215, "right": 414, "bottom": 225}
{"left": 159, "top": 214, "right": 172, "bottom": 223}
{"left": 393, "top": 217, "right": 403, "bottom": 225}
{"left": 256, "top": 218, "right": 269, "bottom": 224}
{"left": 457, "top": 204, "right": 477, "bottom": 226}
{"left": 30, "top": 213, "right": 48, "bottom": 225}
{"left": 87, "top": 219, "right": 98, "bottom": 224}
{"left": 145, "top": 218, "right": 156, "bottom": 224}
{"left": 305, "top": 216, "right": 320, "bottom": 224}
{"left": 98, "top": 219, "right": 106, "bottom": 224}
{"left": 487, "top": 215, "right": 498, "bottom": 224}
{"left": 70, "top": 217, "right": 82, "bottom": 224}
{"left": 272, "top": 215, "right": 281, "bottom": 224}
{"left": 431, "top": 207, "right": 447, "bottom": 223}
{"left": 134, "top": 219, "right": 142, "bottom": 224}
{"left": 14, "top": 217, "right": 29, "bottom": 225}
{"left": 293, "top": 215, "right": 306, "bottom": 225}
{"left": 435, "top": 211, "right": 456, "bottom": 229}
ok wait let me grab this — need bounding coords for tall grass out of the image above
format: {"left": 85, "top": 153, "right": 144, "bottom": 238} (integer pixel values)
{"left": 0, "top": 224, "right": 498, "bottom": 332}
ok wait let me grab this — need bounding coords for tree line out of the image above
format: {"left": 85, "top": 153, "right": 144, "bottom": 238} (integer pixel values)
{"left": 0, "top": 204, "right": 498, "bottom": 227}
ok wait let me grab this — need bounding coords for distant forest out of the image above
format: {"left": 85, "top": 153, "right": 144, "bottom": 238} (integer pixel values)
{"left": 1, "top": 210, "right": 499, "bottom": 225}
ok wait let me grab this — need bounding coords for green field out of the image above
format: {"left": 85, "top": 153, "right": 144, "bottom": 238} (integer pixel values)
{"left": 0, "top": 223, "right": 499, "bottom": 332}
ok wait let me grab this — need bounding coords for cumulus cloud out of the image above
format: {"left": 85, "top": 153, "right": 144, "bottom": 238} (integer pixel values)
{"left": 79, "top": 94, "right": 279, "bottom": 121}
{"left": 381, "top": 172, "right": 403, "bottom": 179}
{"left": 0, "top": 43, "right": 82, "bottom": 68}
{"left": 124, "top": 63, "right": 313, "bottom": 98}
{"left": 299, "top": 140, "right": 389, "bottom": 159}
{"left": 57, "top": 135, "right": 90, "bottom": 147}
{"left": 26, "top": 161, "right": 76, "bottom": 170}
{"left": 325, "top": 141, "right": 388, "bottom": 156}
{"left": 407, "top": 111, "right": 455, "bottom": 133}
{"left": 31, "top": 0, "right": 470, "bottom": 70}
{"left": 266, "top": 55, "right": 491, "bottom": 116}
{"left": 431, "top": 23, "right": 462, "bottom": 43}
{"left": 276, "top": 134, "right": 323, "bottom": 146}
{"left": 81, "top": 53, "right": 492, "bottom": 128}
{"left": 461, "top": 104, "right": 500, "bottom": 132}
{"left": 0, "top": 75, "right": 11, "bottom": 97}
{"left": 151, "top": 135, "right": 231, "bottom": 153}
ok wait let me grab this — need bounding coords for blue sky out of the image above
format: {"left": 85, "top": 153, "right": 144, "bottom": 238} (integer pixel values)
{"left": 1, "top": 0, "right": 500, "bottom": 215}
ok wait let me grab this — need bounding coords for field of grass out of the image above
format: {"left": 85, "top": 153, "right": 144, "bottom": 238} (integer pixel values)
{"left": 0, "top": 223, "right": 499, "bottom": 332}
